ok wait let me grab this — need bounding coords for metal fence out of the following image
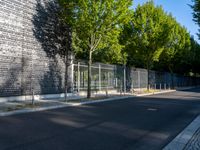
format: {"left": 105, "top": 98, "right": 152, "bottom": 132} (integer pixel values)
{"left": 72, "top": 61, "right": 200, "bottom": 92}
{"left": 73, "top": 61, "right": 120, "bottom": 92}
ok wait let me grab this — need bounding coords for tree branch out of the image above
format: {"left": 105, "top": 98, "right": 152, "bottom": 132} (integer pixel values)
{"left": 91, "top": 35, "right": 102, "bottom": 52}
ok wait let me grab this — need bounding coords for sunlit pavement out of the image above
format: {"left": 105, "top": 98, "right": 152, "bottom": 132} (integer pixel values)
{"left": 0, "top": 88, "right": 200, "bottom": 150}
{"left": 0, "top": 90, "right": 175, "bottom": 117}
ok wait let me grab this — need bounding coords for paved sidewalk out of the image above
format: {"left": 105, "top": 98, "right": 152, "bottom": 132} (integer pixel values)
{"left": 0, "top": 90, "right": 175, "bottom": 116}
{"left": 0, "top": 95, "right": 133, "bottom": 116}
{"left": 163, "top": 115, "right": 200, "bottom": 150}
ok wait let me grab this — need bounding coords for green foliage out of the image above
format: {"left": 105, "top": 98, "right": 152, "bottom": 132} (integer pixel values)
{"left": 158, "top": 14, "right": 191, "bottom": 74}
{"left": 59, "top": 0, "right": 132, "bottom": 97}
{"left": 189, "top": 36, "right": 200, "bottom": 74}
{"left": 59, "top": 0, "right": 132, "bottom": 61}
{"left": 190, "top": 0, "right": 200, "bottom": 75}
{"left": 123, "top": 1, "right": 170, "bottom": 69}
{"left": 121, "top": 1, "right": 194, "bottom": 76}
{"left": 191, "top": 0, "right": 200, "bottom": 39}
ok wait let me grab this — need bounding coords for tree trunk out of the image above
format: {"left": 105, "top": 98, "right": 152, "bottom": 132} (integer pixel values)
{"left": 64, "top": 53, "right": 68, "bottom": 101}
{"left": 64, "top": 26, "right": 71, "bottom": 101}
{"left": 87, "top": 50, "right": 92, "bottom": 98}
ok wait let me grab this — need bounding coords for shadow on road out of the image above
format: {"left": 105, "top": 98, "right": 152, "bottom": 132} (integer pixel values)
{"left": 0, "top": 89, "right": 200, "bottom": 150}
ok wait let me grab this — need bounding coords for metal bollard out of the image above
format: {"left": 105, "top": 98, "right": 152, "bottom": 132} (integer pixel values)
{"left": 32, "top": 90, "right": 35, "bottom": 105}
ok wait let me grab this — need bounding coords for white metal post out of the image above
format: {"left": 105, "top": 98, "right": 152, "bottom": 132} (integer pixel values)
{"left": 124, "top": 65, "right": 126, "bottom": 94}
{"left": 99, "top": 64, "right": 101, "bottom": 91}
{"left": 71, "top": 63, "right": 74, "bottom": 93}
{"left": 77, "top": 62, "right": 80, "bottom": 92}
{"left": 138, "top": 71, "right": 141, "bottom": 90}
{"left": 107, "top": 72, "right": 109, "bottom": 87}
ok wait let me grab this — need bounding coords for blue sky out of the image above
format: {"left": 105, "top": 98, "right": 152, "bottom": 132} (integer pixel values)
{"left": 132, "top": 0, "right": 199, "bottom": 42}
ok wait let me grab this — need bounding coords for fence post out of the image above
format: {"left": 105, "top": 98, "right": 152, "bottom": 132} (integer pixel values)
{"left": 31, "top": 90, "right": 34, "bottom": 105}
{"left": 124, "top": 65, "right": 126, "bottom": 94}
{"left": 160, "top": 83, "right": 161, "bottom": 91}
{"left": 138, "top": 71, "right": 140, "bottom": 91}
{"left": 71, "top": 63, "right": 74, "bottom": 93}
{"left": 99, "top": 64, "right": 101, "bottom": 91}
{"left": 107, "top": 71, "right": 109, "bottom": 88}
{"left": 115, "top": 78, "right": 118, "bottom": 88}
{"left": 107, "top": 71, "right": 109, "bottom": 96}
{"left": 77, "top": 62, "right": 80, "bottom": 92}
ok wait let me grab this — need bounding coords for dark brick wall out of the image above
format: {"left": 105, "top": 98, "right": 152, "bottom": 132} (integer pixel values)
{"left": 0, "top": 0, "right": 72, "bottom": 97}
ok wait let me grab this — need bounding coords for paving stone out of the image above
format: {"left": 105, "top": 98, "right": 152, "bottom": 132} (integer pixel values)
{"left": 184, "top": 127, "right": 200, "bottom": 150}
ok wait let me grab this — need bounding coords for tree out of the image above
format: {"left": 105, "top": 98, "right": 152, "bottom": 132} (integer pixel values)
{"left": 191, "top": 0, "right": 200, "bottom": 39}
{"left": 190, "top": 36, "right": 200, "bottom": 75}
{"left": 190, "top": 0, "right": 200, "bottom": 75}
{"left": 59, "top": 0, "right": 132, "bottom": 98}
{"left": 124, "top": 1, "right": 170, "bottom": 90}
{"left": 158, "top": 15, "right": 191, "bottom": 87}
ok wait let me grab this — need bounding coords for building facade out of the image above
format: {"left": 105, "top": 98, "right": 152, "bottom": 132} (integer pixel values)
{"left": 0, "top": 0, "right": 73, "bottom": 98}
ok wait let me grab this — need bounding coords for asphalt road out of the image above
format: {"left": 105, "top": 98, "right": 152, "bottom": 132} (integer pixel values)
{"left": 0, "top": 88, "right": 200, "bottom": 150}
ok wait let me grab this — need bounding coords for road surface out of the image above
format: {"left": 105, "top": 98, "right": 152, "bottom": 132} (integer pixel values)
{"left": 0, "top": 88, "right": 200, "bottom": 150}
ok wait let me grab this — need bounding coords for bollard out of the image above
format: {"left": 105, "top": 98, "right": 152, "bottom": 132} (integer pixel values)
{"left": 160, "top": 83, "right": 161, "bottom": 91}
{"left": 120, "top": 84, "right": 122, "bottom": 96}
{"left": 32, "top": 90, "right": 35, "bottom": 105}
{"left": 106, "top": 86, "right": 108, "bottom": 97}
{"left": 164, "top": 83, "right": 166, "bottom": 90}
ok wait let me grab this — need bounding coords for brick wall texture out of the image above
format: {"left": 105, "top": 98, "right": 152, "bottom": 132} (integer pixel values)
{"left": 0, "top": 0, "right": 72, "bottom": 97}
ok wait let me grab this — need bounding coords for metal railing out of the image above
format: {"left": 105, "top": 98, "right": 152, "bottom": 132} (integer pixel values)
{"left": 73, "top": 61, "right": 200, "bottom": 93}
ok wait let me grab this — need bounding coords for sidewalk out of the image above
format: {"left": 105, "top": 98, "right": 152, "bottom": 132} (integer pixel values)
{"left": 0, "top": 89, "right": 175, "bottom": 116}
{"left": 0, "top": 95, "right": 134, "bottom": 117}
{"left": 163, "top": 115, "right": 200, "bottom": 150}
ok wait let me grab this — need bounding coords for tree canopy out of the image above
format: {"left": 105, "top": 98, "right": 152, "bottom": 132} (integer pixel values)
{"left": 59, "top": 0, "right": 132, "bottom": 97}
{"left": 190, "top": 0, "right": 200, "bottom": 75}
{"left": 158, "top": 14, "right": 191, "bottom": 74}
{"left": 57, "top": 0, "right": 200, "bottom": 94}
{"left": 191, "top": 0, "right": 200, "bottom": 39}
{"left": 122, "top": 1, "right": 173, "bottom": 87}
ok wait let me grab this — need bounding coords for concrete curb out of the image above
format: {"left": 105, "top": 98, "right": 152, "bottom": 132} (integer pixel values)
{"left": 135, "top": 90, "right": 176, "bottom": 97}
{"left": 163, "top": 115, "right": 200, "bottom": 150}
{"left": 0, "top": 105, "right": 69, "bottom": 117}
{"left": 0, "top": 90, "right": 176, "bottom": 117}
{"left": 0, "top": 96, "right": 134, "bottom": 117}
{"left": 175, "top": 86, "right": 200, "bottom": 91}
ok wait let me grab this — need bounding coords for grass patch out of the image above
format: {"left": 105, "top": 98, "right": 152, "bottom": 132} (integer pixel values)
{"left": 132, "top": 89, "right": 160, "bottom": 94}
{"left": 3, "top": 102, "right": 42, "bottom": 112}
{"left": 143, "top": 89, "right": 159, "bottom": 93}
{"left": 63, "top": 96, "right": 110, "bottom": 103}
